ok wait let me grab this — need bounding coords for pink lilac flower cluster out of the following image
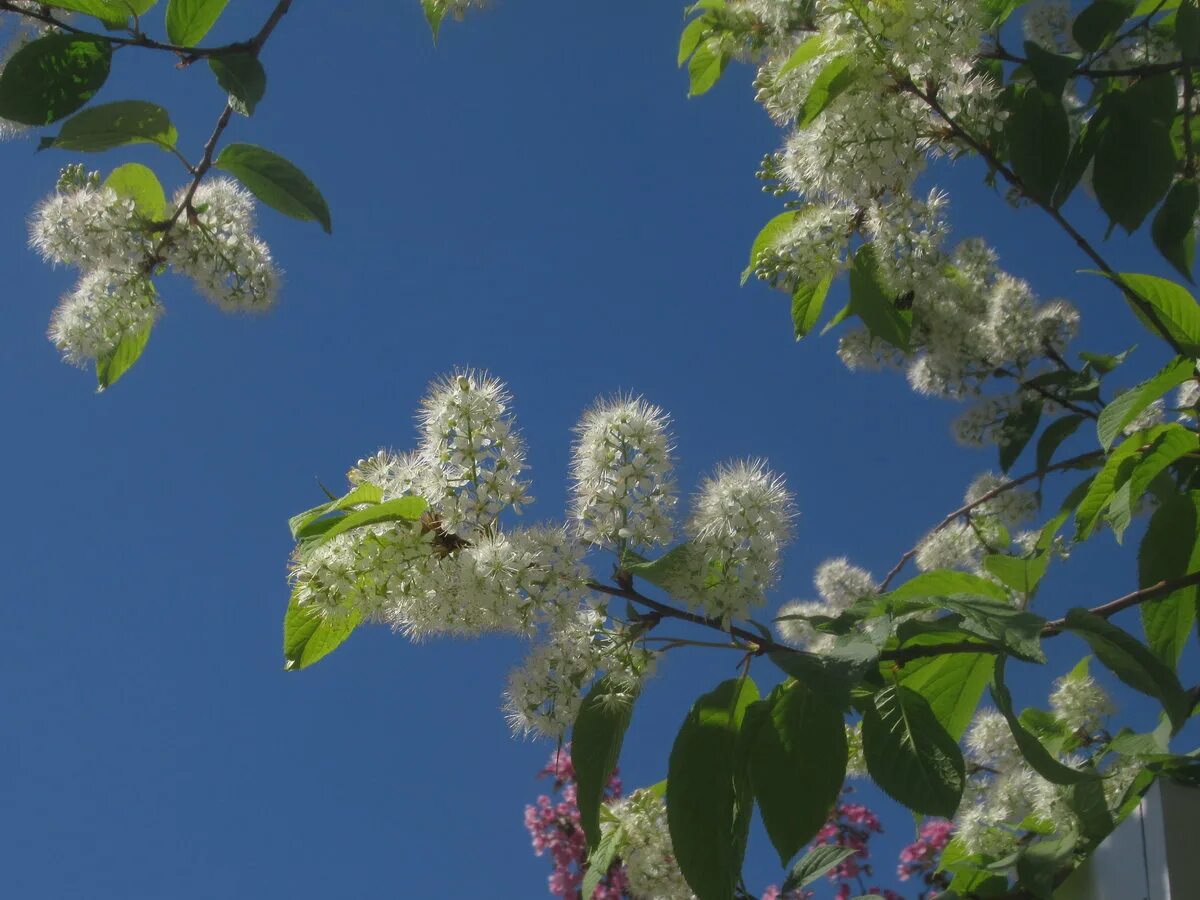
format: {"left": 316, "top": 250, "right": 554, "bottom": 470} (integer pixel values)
{"left": 897, "top": 820, "right": 954, "bottom": 898}
{"left": 526, "top": 753, "right": 950, "bottom": 900}
{"left": 524, "top": 745, "right": 628, "bottom": 899}
{"left": 813, "top": 789, "right": 905, "bottom": 900}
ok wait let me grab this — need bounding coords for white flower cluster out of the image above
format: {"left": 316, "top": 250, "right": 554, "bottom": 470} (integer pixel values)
{"left": 684, "top": 459, "right": 796, "bottom": 622}
{"left": 604, "top": 789, "right": 696, "bottom": 900}
{"left": 164, "top": 180, "right": 280, "bottom": 312}
{"left": 913, "top": 471, "right": 1041, "bottom": 576}
{"left": 775, "top": 556, "right": 876, "bottom": 651}
{"left": 288, "top": 372, "right": 659, "bottom": 739}
{"left": 957, "top": 670, "right": 1121, "bottom": 858}
{"left": 571, "top": 397, "right": 676, "bottom": 550}
{"left": 28, "top": 171, "right": 280, "bottom": 367}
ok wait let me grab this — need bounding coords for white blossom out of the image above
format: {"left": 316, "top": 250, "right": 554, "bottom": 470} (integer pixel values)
{"left": 47, "top": 269, "right": 160, "bottom": 366}
{"left": 29, "top": 185, "right": 151, "bottom": 270}
{"left": 1049, "top": 669, "right": 1114, "bottom": 734}
{"left": 571, "top": 396, "right": 676, "bottom": 550}
{"left": 604, "top": 789, "right": 696, "bottom": 900}
{"left": 813, "top": 557, "right": 876, "bottom": 610}
{"left": 965, "top": 472, "right": 1038, "bottom": 530}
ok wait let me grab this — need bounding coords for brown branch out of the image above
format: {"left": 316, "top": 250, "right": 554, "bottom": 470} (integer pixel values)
{"left": 1041, "top": 570, "right": 1200, "bottom": 635}
{"left": 878, "top": 448, "right": 1104, "bottom": 590}
{"left": 899, "top": 78, "right": 1190, "bottom": 359}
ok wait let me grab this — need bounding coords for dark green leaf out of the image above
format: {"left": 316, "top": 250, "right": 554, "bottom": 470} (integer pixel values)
{"left": 898, "top": 651, "right": 995, "bottom": 740}
{"left": 992, "top": 658, "right": 1099, "bottom": 784}
{"left": 1073, "top": 0, "right": 1138, "bottom": 51}
{"left": 1178, "top": 0, "right": 1200, "bottom": 57}
{"left": 1114, "top": 273, "right": 1200, "bottom": 355}
{"left": 782, "top": 845, "right": 858, "bottom": 893}
{"left": 1053, "top": 107, "right": 1108, "bottom": 207}
{"left": 0, "top": 33, "right": 111, "bottom": 125}
{"left": 166, "top": 0, "right": 230, "bottom": 46}
{"left": 668, "top": 677, "right": 759, "bottom": 900}
{"left": 1139, "top": 491, "right": 1200, "bottom": 667}
{"left": 848, "top": 245, "right": 911, "bottom": 351}
{"left": 215, "top": 143, "right": 332, "bottom": 232}
{"left": 743, "top": 681, "right": 847, "bottom": 866}
{"left": 768, "top": 640, "right": 879, "bottom": 707}
{"left": 1098, "top": 358, "right": 1194, "bottom": 449}
{"left": 1006, "top": 85, "right": 1069, "bottom": 203}
{"left": 1094, "top": 76, "right": 1179, "bottom": 233}
{"left": 1068, "top": 776, "right": 1114, "bottom": 849}
{"left": 313, "top": 496, "right": 427, "bottom": 545}
{"left": 96, "top": 318, "right": 152, "bottom": 391}
{"left": 38, "top": 100, "right": 176, "bottom": 152}
{"left": 792, "top": 272, "right": 833, "bottom": 339}
{"left": 1062, "top": 608, "right": 1190, "bottom": 731}
{"left": 1104, "top": 425, "right": 1198, "bottom": 539}
{"left": 1023, "top": 41, "right": 1080, "bottom": 96}
{"left": 1016, "top": 830, "right": 1078, "bottom": 898}
{"left": 282, "top": 593, "right": 360, "bottom": 670}
{"left": 1152, "top": 180, "right": 1198, "bottom": 282}
{"left": 573, "top": 676, "right": 638, "bottom": 850}
{"left": 861, "top": 684, "right": 965, "bottom": 817}
{"left": 209, "top": 52, "right": 266, "bottom": 116}
{"left": 104, "top": 163, "right": 167, "bottom": 219}
{"left": 999, "top": 396, "right": 1043, "bottom": 471}
{"left": 799, "top": 55, "right": 858, "bottom": 126}
{"left": 1036, "top": 414, "right": 1085, "bottom": 472}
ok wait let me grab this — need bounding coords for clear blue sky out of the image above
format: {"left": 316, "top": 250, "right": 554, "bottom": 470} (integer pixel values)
{"left": 0, "top": 1, "right": 1196, "bottom": 897}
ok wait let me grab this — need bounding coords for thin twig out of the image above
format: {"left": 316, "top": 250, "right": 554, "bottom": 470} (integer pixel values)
{"left": 878, "top": 448, "right": 1104, "bottom": 590}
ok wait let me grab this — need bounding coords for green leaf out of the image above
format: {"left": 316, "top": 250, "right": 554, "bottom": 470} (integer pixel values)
{"left": 288, "top": 482, "right": 385, "bottom": 540}
{"left": 1073, "top": 0, "right": 1138, "bottom": 50}
{"left": 573, "top": 676, "right": 638, "bottom": 851}
{"left": 898, "top": 651, "right": 995, "bottom": 741}
{"left": 622, "top": 544, "right": 705, "bottom": 596}
{"left": 208, "top": 52, "right": 267, "bottom": 116}
{"left": 95, "top": 318, "right": 152, "bottom": 391}
{"left": 1062, "top": 608, "right": 1190, "bottom": 731}
{"left": 1139, "top": 491, "right": 1200, "bottom": 667}
{"left": 678, "top": 16, "right": 709, "bottom": 66}
{"left": 999, "top": 396, "right": 1043, "bottom": 471}
{"left": 1177, "top": 0, "right": 1200, "bottom": 56}
{"left": 984, "top": 552, "right": 1050, "bottom": 596}
{"left": 1114, "top": 273, "right": 1200, "bottom": 355}
{"left": 1005, "top": 85, "right": 1070, "bottom": 203}
{"left": 581, "top": 813, "right": 624, "bottom": 898}
{"left": 1053, "top": 109, "right": 1108, "bottom": 207}
{"left": 421, "top": 0, "right": 447, "bottom": 41}
{"left": 166, "top": 0, "right": 229, "bottom": 46}
{"left": 742, "top": 681, "right": 847, "bottom": 866}
{"left": 282, "top": 593, "right": 360, "bottom": 670}
{"left": 1099, "top": 358, "right": 1194, "bottom": 450}
{"left": 1104, "top": 425, "right": 1198, "bottom": 539}
{"left": 767, "top": 644, "right": 878, "bottom": 706}
{"left": 43, "top": 1, "right": 157, "bottom": 25}
{"left": 312, "top": 496, "right": 427, "bottom": 545}
{"left": 1016, "top": 829, "right": 1078, "bottom": 898}
{"left": 799, "top": 55, "right": 858, "bottom": 127}
{"left": 38, "top": 100, "right": 176, "bottom": 152}
{"left": 1023, "top": 41, "right": 1080, "bottom": 96}
{"left": 1151, "top": 179, "right": 1198, "bottom": 282}
{"left": 215, "top": 143, "right": 332, "bottom": 232}
{"left": 781, "top": 845, "right": 858, "bottom": 893}
{"left": 0, "top": 33, "right": 111, "bottom": 126}
{"left": 886, "top": 570, "right": 1013, "bottom": 606}
{"left": 1093, "top": 75, "right": 1179, "bottom": 233}
{"left": 861, "top": 684, "right": 965, "bottom": 818}
{"left": 668, "top": 677, "right": 759, "bottom": 900}
{"left": 792, "top": 272, "right": 834, "bottom": 339}
{"left": 991, "top": 658, "right": 1099, "bottom": 784}
{"left": 1036, "top": 414, "right": 1085, "bottom": 472}
{"left": 742, "top": 210, "right": 799, "bottom": 285}
{"left": 1068, "top": 776, "right": 1115, "bottom": 850}
{"left": 848, "top": 245, "right": 911, "bottom": 351}
{"left": 688, "top": 42, "right": 728, "bottom": 97}
{"left": 104, "top": 163, "right": 167, "bottom": 219}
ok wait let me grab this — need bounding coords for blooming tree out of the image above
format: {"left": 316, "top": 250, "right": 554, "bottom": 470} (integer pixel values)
{"left": 3, "top": 1, "right": 1200, "bottom": 899}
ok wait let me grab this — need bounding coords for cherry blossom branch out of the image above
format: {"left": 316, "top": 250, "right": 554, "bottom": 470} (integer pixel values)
{"left": 878, "top": 448, "right": 1104, "bottom": 590}
{"left": 899, "top": 78, "right": 1190, "bottom": 359}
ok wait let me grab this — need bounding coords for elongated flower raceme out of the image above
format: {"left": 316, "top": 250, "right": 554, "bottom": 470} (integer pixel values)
{"left": 570, "top": 396, "right": 676, "bottom": 551}
{"left": 47, "top": 269, "right": 160, "bottom": 366}
{"left": 684, "top": 459, "right": 796, "bottom": 621}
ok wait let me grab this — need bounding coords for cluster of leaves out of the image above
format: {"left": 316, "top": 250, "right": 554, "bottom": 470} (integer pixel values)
{"left": 0, "top": 0, "right": 330, "bottom": 387}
